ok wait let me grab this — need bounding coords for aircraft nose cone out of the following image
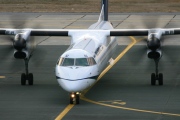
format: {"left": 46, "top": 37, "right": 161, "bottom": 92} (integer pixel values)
{"left": 56, "top": 66, "right": 97, "bottom": 92}
{"left": 58, "top": 78, "right": 96, "bottom": 92}
{"left": 56, "top": 66, "right": 90, "bottom": 80}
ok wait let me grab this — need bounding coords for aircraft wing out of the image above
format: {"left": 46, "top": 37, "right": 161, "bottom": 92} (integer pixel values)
{"left": 0, "top": 28, "right": 180, "bottom": 36}
{"left": 0, "top": 29, "right": 69, "bottom": 36}
{"left": 110, "top": 28, "right": 180, "bottom": 36}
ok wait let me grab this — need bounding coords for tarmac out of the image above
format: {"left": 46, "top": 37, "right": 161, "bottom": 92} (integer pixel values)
{"left": 0, "top": 13, "right": 180, "bottom": 120}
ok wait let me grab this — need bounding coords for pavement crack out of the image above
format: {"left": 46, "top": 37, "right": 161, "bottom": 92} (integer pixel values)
{"left": 36, "top": 15, "right": 42, "bottom": 18}
{"left": 35, "top": 15, "right": 86, "bottom": 45}
{"left": 62, "top": 15, "right": 86, "bottom": 29}
{"left": 114, "top": 15, "right": 130, "bottom": 28}
{"left": 37, "top": 36, "right": 51, "bottom": 45}
{"left": 164, "top": 15, "right": 176, "bottom": 28}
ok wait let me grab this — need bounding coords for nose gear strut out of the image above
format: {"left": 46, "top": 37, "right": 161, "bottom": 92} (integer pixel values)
{"left": 21, "top": 56, "right": 33, "bottom": 85}
{"left": 151, "top": 58, "right": 163, "bottom": 86}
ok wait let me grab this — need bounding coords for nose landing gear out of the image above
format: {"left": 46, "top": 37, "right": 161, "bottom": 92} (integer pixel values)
{"left": 151, "top": 59, "right": 163, "bottom": 86}
{"left": 70, "top": 92, "right": 80, "bottom": 104}
{"left": 151, "top": 73, "right": 163, "bottom": 85}
{"left": 21, "top": 58, "right": 34, "bottom": 85}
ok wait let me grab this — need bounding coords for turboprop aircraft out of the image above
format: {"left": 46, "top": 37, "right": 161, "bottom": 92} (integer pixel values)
{"left": 1, "top": 0, "right": 180, "bottom": 104}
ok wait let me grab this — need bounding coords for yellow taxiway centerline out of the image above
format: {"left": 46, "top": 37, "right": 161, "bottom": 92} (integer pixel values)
{"left": 81, "top": 36, "right": 138, "bottom": 96}
{"left": 0, "top": 76, "right": 5, "bottom": 78}
{"left": 55, "top": 104, "right": 74, "bottom": 120}
{"left": 97, "top": 36, "right": 137, "bottom": 81}
{"left": 80, "top": 36, "right": 180, "bottom": 117}
{"left": 81, "top": 96, "right": 180, "bottom": 117}
{"left": 55, "top": 36, "right": 139, "bottom": 120}
{"left": 47, "top": 35, "right": 180, "bottom": 118}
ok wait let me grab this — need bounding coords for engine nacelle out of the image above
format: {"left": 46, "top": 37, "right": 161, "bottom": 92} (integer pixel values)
{"left": 147, "top": 49, "right": 162, "bottom": 59}
{"left": 13, "top": 33, "right": 26, "bottom": 51}
{"left": 147, "top": 35, "right": 161, "bottom": 51}
{"left": 14, "top": 50, "right": 29, "bottom": 59}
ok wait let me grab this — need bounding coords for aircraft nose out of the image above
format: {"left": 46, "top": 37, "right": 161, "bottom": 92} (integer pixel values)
{"left": 56, "top": 67, "right": 97, "bottom": 92}
{"left": 56, "top": 66, "right": 94, "bottom": 80}
{"left": 58, "top": 78, "right": 96, "bottom": 92}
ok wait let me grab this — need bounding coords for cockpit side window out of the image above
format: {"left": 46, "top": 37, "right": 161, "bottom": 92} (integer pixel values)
{"left": 87, "top": 57, "right": 96, "bottom": 65}
{"left": 57, "top": 57, "right": 63, "bottom": 66}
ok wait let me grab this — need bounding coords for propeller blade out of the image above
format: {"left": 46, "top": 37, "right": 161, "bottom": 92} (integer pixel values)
{"left": 140, "top": 15, "right": 161, "bottom": 29}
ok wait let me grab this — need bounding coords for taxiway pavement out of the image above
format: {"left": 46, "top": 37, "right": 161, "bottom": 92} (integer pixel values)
{"left": 0, "top": 13, "right": 180, "bottom": 120}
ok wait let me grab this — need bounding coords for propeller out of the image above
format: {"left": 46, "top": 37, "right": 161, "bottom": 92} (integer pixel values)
{"left": 124, "top": 16, "right": 162, "bottom": 69}
{"left": 0, "top": 15, "right": 47, "bottom": 71}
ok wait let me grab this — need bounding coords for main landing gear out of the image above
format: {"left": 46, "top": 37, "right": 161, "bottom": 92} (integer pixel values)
{"left": 151, "top": 59, "right": 163, "bottom": 86}
{"left": 21, "top": 58, "right": 33, "bottom": 85}
{"left": 70, "top": 92, "right": 80, "bottom": 104}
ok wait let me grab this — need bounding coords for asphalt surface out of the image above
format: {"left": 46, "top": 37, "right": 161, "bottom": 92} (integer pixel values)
{"left": 0, "top": 13, "right": 180, "bottom": 120}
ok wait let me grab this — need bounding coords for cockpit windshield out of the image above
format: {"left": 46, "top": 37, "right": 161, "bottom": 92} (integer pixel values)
{"left": 62, "top": 58, "right": 74, "bottom": 66}
{"left": 57, "top": 57, "right": 96, "bottom": 66}
{"left": 76, "top": 58, "right": 89, "bottom": 66}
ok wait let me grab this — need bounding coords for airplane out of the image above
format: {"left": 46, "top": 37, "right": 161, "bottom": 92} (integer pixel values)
{"left": 1, "top": 0, "right": 180, "bottom": 104}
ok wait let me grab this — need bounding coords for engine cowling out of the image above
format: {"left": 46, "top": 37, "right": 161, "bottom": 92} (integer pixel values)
{"left": 147, "top": 35, "right": 161, "bottom": 51}
{"left": 147, "top": 49, "right": 162, "bottom": 59}
{"left": 13, "top": 34, "right": 26, "bottom": 51}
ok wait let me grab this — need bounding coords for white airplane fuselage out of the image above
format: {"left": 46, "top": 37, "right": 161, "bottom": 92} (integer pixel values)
{"left": 55, "top": 21, "right": 118, "bottom": 93}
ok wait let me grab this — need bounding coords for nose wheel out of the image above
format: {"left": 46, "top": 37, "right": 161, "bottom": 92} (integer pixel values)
{"left": 151, "top": 59, "right": 163, "bottom": 86}
{"left": 151, "top": 73, "right": 163, "bottom": 85}
{"left": 70, "top": 92, "right": 80, "bottom": 104}
{"left": 21, "top": 73, "right": 34, "bottom": 85}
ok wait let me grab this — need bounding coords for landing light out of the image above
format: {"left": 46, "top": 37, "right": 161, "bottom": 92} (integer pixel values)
{"left": 71, "top": 94, "right": 75, "bottom": 98}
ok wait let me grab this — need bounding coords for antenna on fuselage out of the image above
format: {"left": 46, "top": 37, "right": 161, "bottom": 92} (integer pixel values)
{"left": 101, "top": 0, "right": 108, "bottom": 21}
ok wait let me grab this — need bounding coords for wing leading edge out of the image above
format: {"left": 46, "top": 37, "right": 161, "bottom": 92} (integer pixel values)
{"left": 0, "top": 28, "right": 180, "bottom": 37}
